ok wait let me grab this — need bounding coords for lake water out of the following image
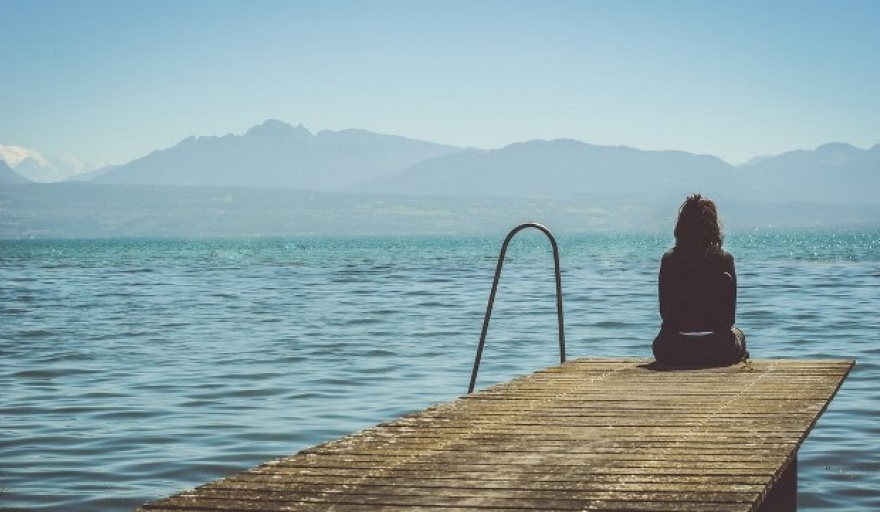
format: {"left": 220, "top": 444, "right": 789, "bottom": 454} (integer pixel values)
{"left": 2, "top": 230, "right": 879, "bottom": 511}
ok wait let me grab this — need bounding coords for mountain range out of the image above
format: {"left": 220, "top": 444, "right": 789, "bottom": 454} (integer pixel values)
{"left": 2, "top": 120, "right": 879, "bottom": 237}
{"left": 2, "top": 119, "right": 877, "bottom": 204}
{"left": 85, "top": 120, "right": 880, "bottom": 204}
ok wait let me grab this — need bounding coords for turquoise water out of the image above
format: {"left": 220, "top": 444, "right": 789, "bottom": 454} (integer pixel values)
{"left": 2, "top": 230, "right": 879, "bottom": 510}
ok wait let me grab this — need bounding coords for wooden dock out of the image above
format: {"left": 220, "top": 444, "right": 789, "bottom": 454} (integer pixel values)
{"left": 139, "top": 358, "right": 853, "bottom": 512}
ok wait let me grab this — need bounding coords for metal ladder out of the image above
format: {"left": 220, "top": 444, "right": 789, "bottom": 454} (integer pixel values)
{"left": 468, "top": 222, "right": 566, "bottom": 394}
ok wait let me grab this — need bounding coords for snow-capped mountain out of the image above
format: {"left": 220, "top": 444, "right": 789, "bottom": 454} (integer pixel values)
{"left": 0, "top": 144, "right": 95, "bottom": 182}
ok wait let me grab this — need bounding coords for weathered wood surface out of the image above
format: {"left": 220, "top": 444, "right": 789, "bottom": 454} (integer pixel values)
{"left": 140, "top": 358, "right": 853, "bottom": 511}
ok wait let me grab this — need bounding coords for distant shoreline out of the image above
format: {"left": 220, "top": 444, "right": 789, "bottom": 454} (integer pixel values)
{"left": 2, "top": 183, "right": 879, "bottom": 239}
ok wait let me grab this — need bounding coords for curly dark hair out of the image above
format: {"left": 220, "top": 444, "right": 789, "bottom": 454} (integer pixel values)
{"left": 673, "top": 194, "right": 723, "bottom": 254}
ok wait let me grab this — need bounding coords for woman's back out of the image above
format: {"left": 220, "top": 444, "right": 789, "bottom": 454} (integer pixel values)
{"left": 658, "top": 248, "right": 736, "bottom": 334}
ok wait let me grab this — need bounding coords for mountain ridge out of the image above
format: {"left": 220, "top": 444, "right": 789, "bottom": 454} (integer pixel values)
{"left": 5, "top": 120, "right": 878, "bottom": 205}
{"left": 351, "top": 138, "right": 744, "bottom": 203}
{"left": 92, "top": 119, "right": 463, "bottom": 190}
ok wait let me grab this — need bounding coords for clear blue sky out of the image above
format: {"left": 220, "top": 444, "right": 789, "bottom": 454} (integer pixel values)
{"left": 2, "top": 0, "right": 879, "bottom": 166}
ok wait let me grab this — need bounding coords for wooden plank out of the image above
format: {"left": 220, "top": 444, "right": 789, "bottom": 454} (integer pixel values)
{"left": 138, "top": 358, "right": 853, "bottom": 511}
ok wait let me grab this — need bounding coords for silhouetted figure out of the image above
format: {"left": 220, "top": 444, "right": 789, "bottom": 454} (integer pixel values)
{"left": 652, "top": 194, "right": 748, "bottom": 366}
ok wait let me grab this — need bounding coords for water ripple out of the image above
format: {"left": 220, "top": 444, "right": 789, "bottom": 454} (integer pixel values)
{"left": 1, "top": 232, "right": 878, "bottom": 511}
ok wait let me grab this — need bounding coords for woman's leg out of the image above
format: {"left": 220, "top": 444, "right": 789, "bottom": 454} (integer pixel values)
{"left": 652, "top": 332, "right": 681, "bottom": 364}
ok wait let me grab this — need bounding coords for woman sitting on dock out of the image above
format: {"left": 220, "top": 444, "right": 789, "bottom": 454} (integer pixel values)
{"left": 653, "top": 194, "right": 748, "bottom": 367}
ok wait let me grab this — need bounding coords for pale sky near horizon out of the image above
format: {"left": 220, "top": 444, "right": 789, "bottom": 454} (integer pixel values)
{"left": 2, "top": 0, "right": 879, "bottom": 167}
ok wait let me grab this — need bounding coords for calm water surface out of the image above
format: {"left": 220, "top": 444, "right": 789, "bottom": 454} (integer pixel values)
{"left": 2, "top": 231, "right": 879, "bottom": 511}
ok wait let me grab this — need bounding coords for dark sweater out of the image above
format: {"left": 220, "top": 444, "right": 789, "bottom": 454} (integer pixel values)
{"left": 658, "top": 248, "right": 736, "bottom": 334}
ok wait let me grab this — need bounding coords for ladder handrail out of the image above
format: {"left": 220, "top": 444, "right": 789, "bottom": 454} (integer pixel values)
{"left": 468, "top": 222, "right": 566, "bottom": 394}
